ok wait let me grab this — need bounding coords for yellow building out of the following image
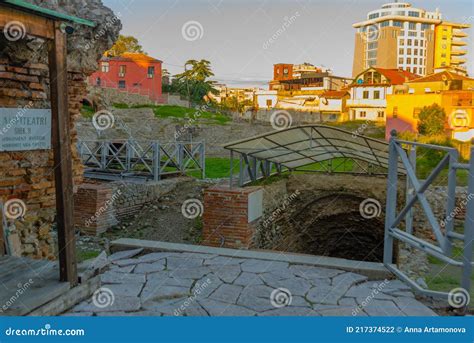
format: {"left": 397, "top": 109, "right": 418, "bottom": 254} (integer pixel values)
{"left": 385, "top": 70, "right": 474, "bottom": 141}
{"left": 434, "top": 22, "right": 469, "bottom": 74}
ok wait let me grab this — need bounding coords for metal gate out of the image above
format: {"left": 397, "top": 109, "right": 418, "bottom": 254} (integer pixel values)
{"left": 384, "top": 131, "right": 473, "bottom": 308}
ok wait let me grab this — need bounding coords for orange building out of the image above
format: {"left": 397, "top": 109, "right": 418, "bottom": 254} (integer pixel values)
{"left": 385, "top": 70, "right": 474, "bottom": 141}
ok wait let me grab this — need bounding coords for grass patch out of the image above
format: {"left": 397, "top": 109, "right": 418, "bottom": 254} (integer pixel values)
{"left": 76, "top": 249, "right": 100, "bottom": 263}
{"left": 80, "top": 104, "right": 95, "bottom": 118}
{"left": 112, "top": 104, "right": 231, "bottom": 125}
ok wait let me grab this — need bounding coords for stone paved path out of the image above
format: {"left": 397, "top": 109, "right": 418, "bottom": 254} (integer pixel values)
{"left": 65, "top": 249, "right": 437, "bottom": 317}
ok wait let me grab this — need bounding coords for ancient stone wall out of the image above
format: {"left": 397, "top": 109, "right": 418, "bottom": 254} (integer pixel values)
{"left": 0, "top": 0, "right": 121, "bottom": 258}
{"left": 74, "top": 179, "right": 179, "bottom": 236}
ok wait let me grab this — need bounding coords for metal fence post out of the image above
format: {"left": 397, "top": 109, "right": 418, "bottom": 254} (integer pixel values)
{"left": 461, "top": 144, "right": 474, "bottom": 305}
{"left": 229, "top": 150, "right": 233, "bottom": 188}
{"left": 444, "top": 148, "right": 459, "bottom": 255}
{"left": 384, "top": 130, "right": 398, "bottom": 265}
{"left": 200, "top": 141, "right": 205, "bottom": 179}
{"left": 152, "top": 141, "right": 161, "bottom": 181}
{"left": 405, "top": 145, "right": 416, "bottom": 235}
{"left": 100, "top": 141, "right": 107, "bottom": 171}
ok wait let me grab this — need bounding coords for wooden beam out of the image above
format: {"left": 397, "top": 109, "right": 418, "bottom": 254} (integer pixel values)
{"left": 48, "top": 21, "right": 77, "bottom": 286}
{"left": 0, "top": 6, "right": 53, "bottom": 39}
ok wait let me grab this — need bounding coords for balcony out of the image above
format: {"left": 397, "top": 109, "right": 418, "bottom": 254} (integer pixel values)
{"left": 451, "top": 57, "right": 467, "bottom": 65}
{"left": 452, "top": 38, "right": 467, "bottom": 46}
{"left": 453, "top": 29, "right": 468, "bottom": 38}
{"left": 451, "top": 48, "right": 467, "bottom": 56}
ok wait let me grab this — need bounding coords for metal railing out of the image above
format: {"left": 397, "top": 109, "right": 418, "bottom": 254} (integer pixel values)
{"left": 384, "top": 130, "right": 473, "bottom": 311}
{"left": 77, "top": 139, "right": 205, "bottom": 182}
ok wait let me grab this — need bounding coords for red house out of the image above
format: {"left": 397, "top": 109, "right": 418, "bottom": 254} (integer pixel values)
{"left": 89, "top": 52, "right": 163, "bottom": 102}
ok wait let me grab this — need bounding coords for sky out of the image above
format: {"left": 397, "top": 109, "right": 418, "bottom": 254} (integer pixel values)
{"left": 104, "top": 0, "right": 474, "bottom": 88}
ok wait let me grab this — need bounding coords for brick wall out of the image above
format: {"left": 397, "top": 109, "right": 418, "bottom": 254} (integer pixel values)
{"left": 0, "top": 58, "right": 86, "bottom": 259}
{"left": 74, "top": 179, "right": 179, "bottom": 235}
{"left": 202, "top": 186, "right": 262, "bottom": 249}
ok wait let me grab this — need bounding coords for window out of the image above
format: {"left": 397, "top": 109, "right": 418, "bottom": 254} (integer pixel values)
{"left": 407, "top": 39, "right": 412, "bottom": 45}
{"left": 359, "top": 111, "right": 367, "bottom": 118}
{"left": 408, "top": 22, "right": 417, "bottom": 30}
{"left": 399, "top": 57, "right": 404, "bottom": 64}
{"left": 147, "top": 66, "right": 155, "bottom": 78}
{"left": 414, "top": 58, "right": 417, "bottom": 64}
{"left": 118, "top": 80, "right": 126, "bottom": 89}
{"left": 413, "top": 67, "right": 417, "bottom": 74}
{"left": 407, "top": 57, "right": 411, "bottom": 64}
{"left": 377, "top": 111, "right": 385, "bottom": 118}
{"left": 408, "top": 11, "right": 420, "bottom": 17}
{"left": 368, "top": 42, "right": 378, "bottom": 49}
{"left": 413, "top": 107, "right": 421, "bottom": 119}
{"left": 399, "top": 39, "right": 404, "bottom": 46}
{"left": 363, "top": 91, "right": 369, "bottom": 99}
{"left": 368, "top": 13, "right": 379, "bottom": 19}
{"left": 101, "top": 62, "right": 109, "bottom": 73}
{"left": 96, "top": 77, "right": 101, "bottom": 86}
{"left": 399, "top": 48, "right": 404, "bottom": 55}
{"left": 283, "top": 68, "right": 289, "bottom": 75}
{"left": 393, "top": 106, "right": 398, "bottom": 118}
{"left": 393, "top": 21, "right": 403, "bottom": 27}
{"left": 374, "top": 90, "right": 380, "bottom": 99}
{"left": 407, "top": 48, "right": 412, "bottom": 55}
{"left": 414, "top": 40, "right": 418, "bottom": 46}
{"left": 381, "top": 21, "right": 389, "bottom": 27}
{"left": 119, "top": 65, "right": 126, "bottom": 77}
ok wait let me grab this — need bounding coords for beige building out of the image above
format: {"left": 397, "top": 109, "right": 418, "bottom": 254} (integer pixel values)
{"left": 352, "top": 2, "right": 470, "bottom": 77}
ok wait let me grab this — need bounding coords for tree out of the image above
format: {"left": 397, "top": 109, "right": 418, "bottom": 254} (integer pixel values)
{"left": 173, "top": 59, "right": 217, "bottom": 103}
{"left": 417, "top": 103, "right": 446, "bottom": 136}
{"left": 106, "top": 35, "right": 145, "bottom": 56}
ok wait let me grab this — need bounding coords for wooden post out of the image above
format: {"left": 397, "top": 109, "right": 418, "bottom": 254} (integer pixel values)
{"left": 48, "top": 21, "right": 77, "bottom": 286}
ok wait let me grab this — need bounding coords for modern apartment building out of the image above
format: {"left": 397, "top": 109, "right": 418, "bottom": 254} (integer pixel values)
{"left": 352, "top": 2, "right": 470, "bottom": 77}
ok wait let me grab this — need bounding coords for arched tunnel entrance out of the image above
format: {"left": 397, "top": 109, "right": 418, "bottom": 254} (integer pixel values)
{"left": 285, "top": 194, "right": 385, "bottom": 262}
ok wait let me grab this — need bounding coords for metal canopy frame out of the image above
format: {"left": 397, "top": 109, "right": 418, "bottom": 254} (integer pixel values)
{"left": 384, "top": 131, "right": 473, "bottom": 312}
{"left": 78, "top": 139, "right": 205, "bottom": 182}
{"left": 224, "top": 125, "right": 402, "bottom": 186}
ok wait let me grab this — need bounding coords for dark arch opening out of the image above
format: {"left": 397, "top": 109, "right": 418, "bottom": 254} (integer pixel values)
{"left": 278, "top": 193, "right": 386, "bottom": 263}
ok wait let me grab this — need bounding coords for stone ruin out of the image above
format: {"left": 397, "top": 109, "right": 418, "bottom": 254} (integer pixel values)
{"left": 0, "top": 0, "right": 121, "bottom": 259}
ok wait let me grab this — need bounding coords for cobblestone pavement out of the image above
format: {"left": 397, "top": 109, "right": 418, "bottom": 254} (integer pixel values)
{"left": 65, "top": 249, "right": 437, "bottom": 317}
